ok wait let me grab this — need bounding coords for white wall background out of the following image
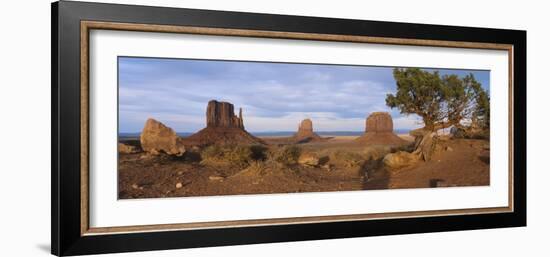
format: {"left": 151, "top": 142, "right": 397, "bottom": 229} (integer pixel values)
{"left": 0, "top": 0, "right": 547, "bottom": 256}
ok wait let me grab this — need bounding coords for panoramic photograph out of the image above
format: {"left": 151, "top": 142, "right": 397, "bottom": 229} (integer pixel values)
{"left": 117, "top": 57, "right": 491, "bottom": 199}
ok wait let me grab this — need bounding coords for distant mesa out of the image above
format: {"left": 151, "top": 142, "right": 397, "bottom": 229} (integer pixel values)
{"left": 140, "top": 118, "right": 186, "bottom": 156}
{"left": 294, "top": 118, "right": 323, "bottom": 143}
{"left": 183, "top": 100, "right": 265, "bottom": 146}
{"left": 355, "top": 112, "right": 406, "bottom": 145}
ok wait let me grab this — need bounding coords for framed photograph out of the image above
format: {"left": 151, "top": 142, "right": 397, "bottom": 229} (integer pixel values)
{"left": 52, "top": 1, "right": 526, "bottom": 256}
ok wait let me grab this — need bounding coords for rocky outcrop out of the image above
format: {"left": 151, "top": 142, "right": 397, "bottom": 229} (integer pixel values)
{"left": 118, "top": 143, "right": 140, "bottom": 154}
{"left": 383, "top": 151, "right": 420, "bottom": 169}
{"left": 298, "top": 152, "right": 320, "bottom": 167}
{"left": 183, "top": 100, "right": 264, "bottom": 146}
{"left": 140, "top": 118, "right": 186, "bottom": 156}
{"left": 293, "top": 119, "right": 322, "bottom": 143}
{"left": 355, "top": 112, "right": 406, "bottom": 145}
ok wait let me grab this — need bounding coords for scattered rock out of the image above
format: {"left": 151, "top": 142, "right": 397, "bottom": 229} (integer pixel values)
{"left": 175, "top": 182, "right": 183, "bottom": 189}
{"left": 383, "top": 151, "right": 420, "bottom": 169}
{"left": 430, "top": 179, "right": 460, "bottom": 187}
{"left": 445, "top": 146, "right": 453, "bottom": 152}
{"left": 298, "top": 152, "right": 320, "bottom": 166}
{"left": 139, "top": 153, "right": 154, "bottom": 160}
{"left": 209, "top": 175, "right": 224, "bottom": 181}
{"left": 118, "top": 143, "right": 140, "bottom": 154}
{"left": 140, "top": 118, "right": 186, "bottom": 156}
{"left": 321, "top": 164, "right": 333, "bottom": 172}
{"left": 131, "top": 184, "right": 139, "bottom": 189}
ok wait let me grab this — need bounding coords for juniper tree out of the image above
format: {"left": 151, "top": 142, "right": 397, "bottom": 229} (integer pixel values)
{"left": 386, "top": 68, "right": 489, "bottom": 132}
{"left": 385, "top": 68, "right": 490, "bottom": 160}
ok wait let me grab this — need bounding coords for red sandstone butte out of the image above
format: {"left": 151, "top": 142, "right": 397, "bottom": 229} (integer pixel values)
{"left": 355, "top": 112, "right": 406, "bottom": 145}
{"left": 293, "top": 118, "right": 322, "bottom": 143}
{"left": 184, "top": 100, "right": 264, "bottom": 146}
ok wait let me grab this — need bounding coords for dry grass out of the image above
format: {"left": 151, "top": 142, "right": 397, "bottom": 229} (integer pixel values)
{"left": 200, "top": 144, "right": 254, "bottom": 167}
{"left": 328, "top": 150, "right": 365, "bottom": 168}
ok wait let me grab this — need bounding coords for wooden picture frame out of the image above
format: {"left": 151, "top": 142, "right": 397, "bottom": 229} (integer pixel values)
{"left": 52, "top": 1, "right": 526, "bottom": 256}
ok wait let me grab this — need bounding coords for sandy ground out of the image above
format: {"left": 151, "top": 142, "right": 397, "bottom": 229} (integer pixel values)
{"left": 118, "top": 135, "right": 489, "bottom": 199}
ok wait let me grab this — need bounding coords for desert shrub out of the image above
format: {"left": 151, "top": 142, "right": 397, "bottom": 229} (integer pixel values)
{"left": 233, "top": 159, "right": 285, "bottom": 178}
{"left": 272, "top": 145, "right": 301, "bottom": 165}
{"left": 200, "top": 144, "right": 253, "bottom": 167}
{"left": 177, "top": 150, "right": 202, "bottom": 163}
{"left": 249, "top": 145, "right": 268, "bottom": 161}
{"left": 450, "top": 127, "right": 466, "bottom": 139}
{"left": 451, "top": 126, "right": 489, "bottom": 140}
{"left": 225, "top": 145, "right": 253, "bottom": 166}
{"left": 201, "top": 145, "right": 224, "bottom": 160}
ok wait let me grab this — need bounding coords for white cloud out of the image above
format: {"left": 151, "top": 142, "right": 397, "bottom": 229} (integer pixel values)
{"left": 393, "top": 115, "right": 424, "bottom": 130}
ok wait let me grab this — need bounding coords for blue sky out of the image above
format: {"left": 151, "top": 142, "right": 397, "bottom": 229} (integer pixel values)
{"left": 118, "top": 57, "right": 489, "bottom": 133}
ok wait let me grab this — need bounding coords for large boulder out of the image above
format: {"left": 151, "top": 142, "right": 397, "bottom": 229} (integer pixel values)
{"left": 294, "top": 119, "right": 322, "bottom": 143}
{"left": 140, "top": 118, "right": 186, "bottom": 156}
{"left": 383, "top": 151, "right": 419, "bottom": 169}
{"left": 355, "top": 112, "right": 407, "bottom": 145}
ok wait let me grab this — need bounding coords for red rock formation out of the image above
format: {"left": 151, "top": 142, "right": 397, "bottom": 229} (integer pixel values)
{"left": 140, "top": 118, "right": 186, "bottom": 156}
{"left": 294, "top": 118, "right": 322, "bottom": 143}
{"left": 206, "top": 100, "right": 244, "bottom": 129}
{"left": 366, "top": 112, "right": 393, "bottom": 133}
{"left": 183, "top": 100, "right": 264, "bottom": 146}
{"left": 355, "top": 112, "right": 406, "bottom": 145}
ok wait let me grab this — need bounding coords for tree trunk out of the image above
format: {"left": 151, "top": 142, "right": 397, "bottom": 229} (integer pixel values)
{"left": 412, "top": 131, "right": 437, "bottom": 161}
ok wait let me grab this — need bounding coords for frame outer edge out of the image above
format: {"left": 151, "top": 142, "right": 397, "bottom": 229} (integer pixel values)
{"left": 515, "top": 30, "right": 527, "bottom": 226}
{"left": 51, "top": 1, "right": 60, "bottom": 256}
{"left": 53, "top": 1, "right": 527, "bottom": 255}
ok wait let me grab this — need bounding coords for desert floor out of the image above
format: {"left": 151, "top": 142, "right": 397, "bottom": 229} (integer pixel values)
{"left": 118, "top": 135, "right": 489, "bottom": 199}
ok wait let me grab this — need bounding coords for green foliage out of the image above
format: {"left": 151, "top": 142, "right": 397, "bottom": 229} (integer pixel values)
{"left": 273, "top": 145, "right": 301, "bottom": 165}
{"left": 386, "top": 68, "right": 444, "bottom": 130}
{"left": 473, "top": 87, "right": 490, "bottom": 129}
{"left": 386, "top": 68, "right": 490, "bottom": 132}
